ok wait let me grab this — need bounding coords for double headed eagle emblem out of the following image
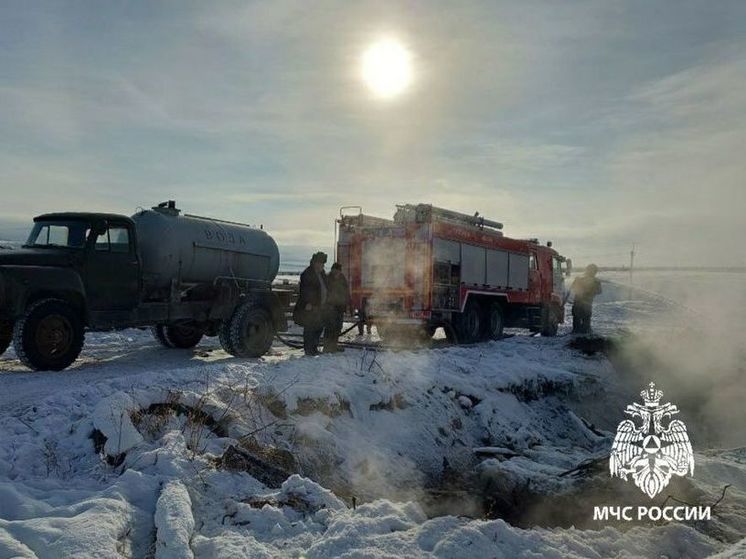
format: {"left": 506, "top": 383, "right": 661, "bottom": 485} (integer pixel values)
{"left": 610, "top": 382, "right": 694, "bottom": 498}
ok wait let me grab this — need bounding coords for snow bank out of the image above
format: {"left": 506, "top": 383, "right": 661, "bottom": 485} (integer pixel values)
{"left": 710, "top": 538, "right": 746, "bottom": 558}
{"left": 92, "top": 392, "right": 144, "bottom": 457}
{"left": 195, "top": 495, "right": 722, "bottom": 559}
{"left": 275, "top": 474, "right": 347, "bottom": 512}
{"left": 155, "top": 480, "right": 195, "bottom": 559}
{"left": 0, "top": 470, "right": 159, "bottom": 559}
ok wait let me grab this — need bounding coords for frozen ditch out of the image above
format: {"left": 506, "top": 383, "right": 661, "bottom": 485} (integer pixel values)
{"left": 87, "top": 337, "right": 622, "bottom": 529}
{"left": 84, "top": 332, "right": 745, "bottom": 550}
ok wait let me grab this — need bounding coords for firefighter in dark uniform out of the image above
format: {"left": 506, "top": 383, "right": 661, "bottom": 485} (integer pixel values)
{"left": 324, "top": 263, "right": 350, "bottom": 353}
{"left": 570, "top": 264, "right": 602, "bottom": 334}
{"left": 294, "top": 252, "right": 328, "bottom": 355}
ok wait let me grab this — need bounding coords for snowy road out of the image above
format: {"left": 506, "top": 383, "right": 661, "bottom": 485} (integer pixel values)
{"left": 0, "top": 331, "right": 230, "bottom": 413}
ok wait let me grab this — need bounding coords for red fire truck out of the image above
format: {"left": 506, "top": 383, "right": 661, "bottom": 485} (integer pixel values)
{"left": 336, "top": 204, "right": 571, "bottom": 343}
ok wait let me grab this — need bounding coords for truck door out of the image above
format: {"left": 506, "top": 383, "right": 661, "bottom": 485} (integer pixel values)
{"left": 534, "top": 250, "right": 557, "bottom": 302}
{"left": 86, "top": 222, "right": 140, "bottom": 311}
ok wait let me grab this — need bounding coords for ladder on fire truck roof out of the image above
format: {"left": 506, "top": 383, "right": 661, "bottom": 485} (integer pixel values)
{"left": 394, "top": 204, "right": 504, "bottom": 232}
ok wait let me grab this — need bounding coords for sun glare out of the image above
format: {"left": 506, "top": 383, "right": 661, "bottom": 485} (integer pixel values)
{"left": 361, "top": 38, "right": 413, "bottom": 99}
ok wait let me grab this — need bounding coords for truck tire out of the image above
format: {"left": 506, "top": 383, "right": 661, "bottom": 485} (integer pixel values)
{"left": 485, "top": 303, "right": 504, "bottom": 340}
{"left": 456, "top": 300, "right": 482, "bottom": 344}
{"left": 12, "top": 299, "right": 84, "bottom": 371}
{"left": 228, "top": 302, "right": 275, "bottom": 358}
{"left": 540, "top": 305, "right": 560, "bottom": 337}
{"left": 151, "top": 325, "right": 175, "bottom": 348}
{"left": 218, "top": 320, "right": 236, "bottom": 355}
{"left": 0, "top": 321, "right": 12, "bottom": 355}
{"left": 163, "top": 324, "right": 204, "bottom": 349}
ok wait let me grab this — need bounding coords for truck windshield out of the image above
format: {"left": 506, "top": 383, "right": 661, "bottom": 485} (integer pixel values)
{"left": 25, "top": 221, "right": 91, "bottom": 248}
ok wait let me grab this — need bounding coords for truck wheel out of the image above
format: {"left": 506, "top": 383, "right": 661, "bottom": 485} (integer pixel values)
{"left": 228, "top": 303, "right": 275, "bottom": 358}
{"left": 541, "top": 306, "right": 560, "bottom": 337}
{"left": 218, "top": 320, "right": 236, "bottom": 355}
{"left": 13, "top": 299, "right": 84, "bottom": 371}
{"left": 151, "top": 325, "right": 175, "bottom": 348}
{"left": 456, "top": 300, "right": 482, "bottom": 344}
{"left": 485, "top": 303, "right": 504, "bottom": 340}
{"left": 0, "top": 321, "right": 12, "bottom": 355}
{"left": 163, "top": 324, "right": 204, "bottom": 349}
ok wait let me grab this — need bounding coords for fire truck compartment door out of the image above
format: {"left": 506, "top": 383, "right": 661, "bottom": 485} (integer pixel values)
{"left": 508, "top": 253, "right": 529, "bottom": 289}
{"left": 461, "top": 244, "right": 486, "bottom": 285}
{"left": 433, "top": 238, "right": 460, "bottom": 263}
{"left": 361, "top": 237, "right": 406, "bottom": 288}
{"left": 486, "top": 249, "right": 509, "bottom": 287}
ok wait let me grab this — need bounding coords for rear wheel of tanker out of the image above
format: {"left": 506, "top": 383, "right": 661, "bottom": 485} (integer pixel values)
{"left": 485, "top": 303, "right": 504, "bottom": 341}
{"left": 13, "top": 299, "right": 84, "bottom": 371}
{"left": 151, "top": 325, "right": 175, "bottom": 348}
{"left": 540, "top": 305, "right": 560, "bottom": 337}
{"left": 163, "top": 323, "right": 203, "bottom": 349}
{"left": 228, "top": 303, "right": 275, "bottom": 358}
{"left": 0, "top": 320, "right": 12, "bottom": 355}
{"left": 456, "top": 300, "right": 482, "bottom": 344}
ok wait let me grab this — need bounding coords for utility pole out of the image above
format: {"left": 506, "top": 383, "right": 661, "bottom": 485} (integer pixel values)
{"left": 629, "top": 243, "right": 636, "bottom": 286}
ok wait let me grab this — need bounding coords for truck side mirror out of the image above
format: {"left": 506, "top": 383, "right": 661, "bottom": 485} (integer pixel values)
{"left": 565, "top": 258, "right": 573, "bottom": 277}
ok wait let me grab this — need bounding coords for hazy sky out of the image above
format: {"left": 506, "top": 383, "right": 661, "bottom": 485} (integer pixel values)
{"left": 1, "top": 1, "right": 744, "bottom": 266}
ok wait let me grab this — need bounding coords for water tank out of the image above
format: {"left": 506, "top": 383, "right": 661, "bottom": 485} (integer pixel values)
{"left": 131, "top": 202, "right": 280, "bottom": 290}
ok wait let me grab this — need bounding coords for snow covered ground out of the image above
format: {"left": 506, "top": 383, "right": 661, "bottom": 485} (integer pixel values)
{"left": 0, "top": 274, "right": 745, "bottom": 558}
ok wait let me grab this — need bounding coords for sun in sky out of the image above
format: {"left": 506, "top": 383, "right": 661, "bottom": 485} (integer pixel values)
{"left": 360, "top": 38, "right": 413, "bottom": 99}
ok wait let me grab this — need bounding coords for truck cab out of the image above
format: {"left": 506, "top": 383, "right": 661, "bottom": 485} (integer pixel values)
{"left": 16, "top": 213, "right": 140, "bottom": 314}
{"left": 0, "top": 212, "right": 140, "bottom": 370}
{"left": 529, "top": 244, "right": 569, "bottom": 335}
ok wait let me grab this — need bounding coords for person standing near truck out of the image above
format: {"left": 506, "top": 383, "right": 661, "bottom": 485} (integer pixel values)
{"left": 324, "top": 262, "right": 350, "bottom": 353}
{"left": 294, "top": 252, "right": 328, "bottom": 355}
{"left": 570, "top": 264, "right": 602, "bottom": 334}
